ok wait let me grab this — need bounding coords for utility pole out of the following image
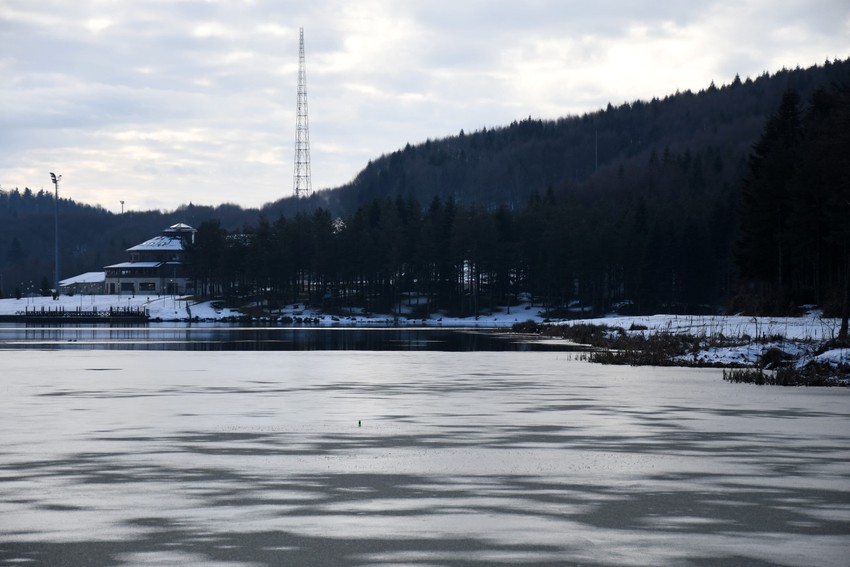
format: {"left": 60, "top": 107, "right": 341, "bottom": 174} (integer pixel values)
{"left": 49, "top": 172, "right": 61, "bottom": 295}
{"left": 293, "top": 27, "right": 312, "bottom": 198}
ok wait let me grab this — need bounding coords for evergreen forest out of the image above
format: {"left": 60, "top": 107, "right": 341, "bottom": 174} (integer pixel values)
{"left": 1, "top": 58, "right": 849, "bottom": 318}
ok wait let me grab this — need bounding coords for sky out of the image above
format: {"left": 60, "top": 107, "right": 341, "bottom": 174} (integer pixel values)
{"left": 2, "top": 1, "right": 848, "bottom": 213}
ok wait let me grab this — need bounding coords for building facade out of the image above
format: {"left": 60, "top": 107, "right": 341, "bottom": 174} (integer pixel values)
{"left": 104, "top": 223, "right": 196, "bottom": 295}
{"left": 58, "top": 272, "right": 106, "bottom": 295}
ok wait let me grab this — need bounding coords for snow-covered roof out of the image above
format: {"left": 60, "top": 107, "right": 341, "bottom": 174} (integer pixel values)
{"left": 105, "top": 261, "right": 163, "bottom": 269}
{"left": 127, "top": 235, "right": 183, "bottom": 252}
{"left": 59, "top": 272, "right": 105, "bottom": 286}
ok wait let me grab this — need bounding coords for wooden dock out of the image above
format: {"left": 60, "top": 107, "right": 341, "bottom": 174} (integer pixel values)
{"left": 0, "top": 306, "right": 149, "bottom": 323}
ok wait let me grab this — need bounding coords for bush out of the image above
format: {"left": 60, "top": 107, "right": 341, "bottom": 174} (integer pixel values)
{"left": 724, "top": 365, "right": 847, "bottom": 386}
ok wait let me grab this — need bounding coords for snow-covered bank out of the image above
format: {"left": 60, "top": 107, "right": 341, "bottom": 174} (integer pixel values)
{"left": 558, "top": 313, "right": 849, "bottom": 379}
{"left": 563, "top": 313, "right": 840, "bottom": 341}
{"left": 260, "top": 302, "right": 548, "bottom": 327}
{"left": 0, "top": 295, "right": 548, "bottom": 326}
{"left": 0, "top": 296, "right": 840, "bottom": 338}
{"left": 0, "top": 295, "right": 240, "bottom": 322}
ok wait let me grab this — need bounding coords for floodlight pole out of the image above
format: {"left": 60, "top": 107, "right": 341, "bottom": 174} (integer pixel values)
{"left": 50, "top": 172, "right": 61, "bottom": 295}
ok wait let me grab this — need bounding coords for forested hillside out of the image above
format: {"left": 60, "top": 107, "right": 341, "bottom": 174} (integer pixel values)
{"left": 735, "top": 84, "right": 850, "bottom": 326}
{"left": 184, "top": 69, "right": 848, "bottom": 320}
{"left": 1, "top": 58, "right": 848, "bottom": 315}
{"left": 186, "top": 63, "right": 850, "bottom": 317}
{"left": 303, "top": 58, "right": 850, "bottom": 215}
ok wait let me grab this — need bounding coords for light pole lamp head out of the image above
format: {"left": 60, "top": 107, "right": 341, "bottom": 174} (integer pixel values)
{"left": 49, "top": 172, "right": 61, "bottom": 185}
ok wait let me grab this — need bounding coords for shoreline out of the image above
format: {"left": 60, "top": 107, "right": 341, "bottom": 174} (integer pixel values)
{"left": 523, "top": 319, "right": 850, "bottom": 387}
{"left": 2, "top": 295, "right": 847, "bottom": 385}
{"left": 0, "top": 294, "right": 553, "bottom": 327}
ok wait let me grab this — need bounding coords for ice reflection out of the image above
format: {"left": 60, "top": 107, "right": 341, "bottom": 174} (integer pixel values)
{"left": 0, "top": 324, "right": 570, "bottom": 352}
{"left": 1, "top": 351, "right": 849, "bottom": 566}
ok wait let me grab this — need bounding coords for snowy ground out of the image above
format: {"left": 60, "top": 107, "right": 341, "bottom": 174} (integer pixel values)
{"left": 563, "top": 313, "right": 849, "bottom": 370}
{"left": 0, "top": 294, "right": 240, "bottom": 321}
{"left": 565, "top": 313, "right": 841, "bottom": 341}
{"left": 0, "top": 294, "right": 548, "bottom": 327}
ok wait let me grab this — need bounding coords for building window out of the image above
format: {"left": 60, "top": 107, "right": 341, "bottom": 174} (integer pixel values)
{"left": 121, "top": 282, "right": 135, "bottom": 293}
{"left": 140, "top": 282, "right": 156, "bottom": 292}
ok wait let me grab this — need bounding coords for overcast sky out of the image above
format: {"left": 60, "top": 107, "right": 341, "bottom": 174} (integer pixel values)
{"left": 2, "top": 1, "right": 848, "bottom": 212}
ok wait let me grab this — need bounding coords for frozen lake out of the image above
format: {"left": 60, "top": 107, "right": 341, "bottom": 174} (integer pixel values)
{"left": 1, "top": 349, "right": 849, "bottom": 566}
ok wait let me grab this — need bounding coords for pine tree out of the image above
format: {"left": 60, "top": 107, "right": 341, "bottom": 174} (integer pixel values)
{"left": 734, "top": 89, "right": 802, "bottom": 308}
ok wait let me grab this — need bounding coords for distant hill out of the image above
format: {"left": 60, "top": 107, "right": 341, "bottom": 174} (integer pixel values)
{"left": 1, "top": 58, "right": 848, "bottom": 298}
{"left": 294, "top": 58, "right": 849, "bottom": 216}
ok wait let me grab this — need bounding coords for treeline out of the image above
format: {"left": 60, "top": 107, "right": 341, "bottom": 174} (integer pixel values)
{"left": 187, "top": 184, "right": 733, "bottom": 316}
{"left": 734, "top": 84, "right": 850, "bottom": 322}
{"left": 188, "top": 80, "right": 849, "bottom": 318}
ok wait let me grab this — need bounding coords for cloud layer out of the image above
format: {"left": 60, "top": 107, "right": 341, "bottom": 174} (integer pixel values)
{"left": 2, "top": 0, "right": 848, "bottom": 211}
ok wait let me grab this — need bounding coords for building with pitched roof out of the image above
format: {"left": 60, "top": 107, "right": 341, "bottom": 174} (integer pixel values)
{"left": 104, "top": 223, "right": 196, "bottom": 295}
{"left": 58, "top": 271, "right": 106, "bottom": 295}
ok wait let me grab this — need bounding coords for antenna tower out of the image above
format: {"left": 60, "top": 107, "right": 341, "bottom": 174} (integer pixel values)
{"left": 293, "top": 27, "right": 312, "bottom": 198}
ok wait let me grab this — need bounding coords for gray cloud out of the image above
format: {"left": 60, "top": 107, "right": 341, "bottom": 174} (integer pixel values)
{"left": 1, "top": 0, "right": 848, "bottom": 211}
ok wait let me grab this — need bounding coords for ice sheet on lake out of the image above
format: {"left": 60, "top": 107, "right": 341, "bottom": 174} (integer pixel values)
{"left": 1, "top": 351, "right": 849, "bottom": 566}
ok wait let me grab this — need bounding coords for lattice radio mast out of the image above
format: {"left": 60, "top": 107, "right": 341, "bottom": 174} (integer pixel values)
{"left": 293, "top": 27, "right": 312, "bottom": 198}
